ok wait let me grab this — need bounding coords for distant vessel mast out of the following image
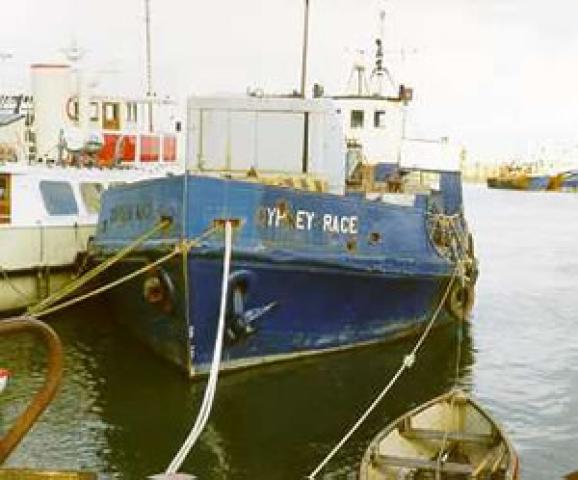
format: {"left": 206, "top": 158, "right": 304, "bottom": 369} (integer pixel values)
{"left": 145, "top": 0, "right": 154, "bottom": 132}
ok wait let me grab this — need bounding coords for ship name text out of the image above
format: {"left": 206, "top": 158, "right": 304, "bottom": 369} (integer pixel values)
{"left": 265, "top": 207, "right": 358, "bottom": 234}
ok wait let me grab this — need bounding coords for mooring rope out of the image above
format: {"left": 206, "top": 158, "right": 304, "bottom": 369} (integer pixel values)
{"left": 28, "top": 218, "right": 171, "bottom": 316}
{"left": 29, "top": 226, "right": 217, "bottom": 319}
{"left": 307, "top": 266, "right": 460, "bottom": 479}
{"left": 164, "top": 220, "right": 233, "bottom": 475}
{"left": 34, "top": 248, "right": 178, "bottom": 319}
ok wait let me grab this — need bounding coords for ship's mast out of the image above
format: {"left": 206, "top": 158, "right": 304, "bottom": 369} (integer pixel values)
{"left": 300, "top": 0, "right": 310, "bottom": 98}
{"left": 64, "top": 40, "right": 90, "bottom": 155}
{"left": 300, "top": 0, "right": 310, "bottom": 173}
{"left": 145, "top": 0, "right": 154, "bottom": 132}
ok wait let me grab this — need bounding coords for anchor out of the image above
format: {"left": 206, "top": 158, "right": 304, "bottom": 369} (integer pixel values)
{"left": 225, "top": 284, "right": 277, "bottom": 345}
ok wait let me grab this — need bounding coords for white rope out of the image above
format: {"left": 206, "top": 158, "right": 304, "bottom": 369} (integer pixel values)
{"left": 165, "top": 220, "right": 233, "bottom": 474}
{"left": 307, "top": 268, "right": 459, "bottom": 479}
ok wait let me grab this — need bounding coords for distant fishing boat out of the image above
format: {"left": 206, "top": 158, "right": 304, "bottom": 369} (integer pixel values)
{"left": 359, "top": 389, "right": 519, "bottom": 479}
{"left": 487, "top": 165, "right": 550, "bottom": 191}
{"left": 550, "top": 169, "right": 578, "bottom": 192}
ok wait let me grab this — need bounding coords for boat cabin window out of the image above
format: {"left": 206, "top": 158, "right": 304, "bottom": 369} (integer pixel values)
{"left": 374, "top": 110, "right": 386, "bottom": 128}
{"left": 351, "top": 110, "right": 364, "bottom": 129}
{"left": 90, "top": 102, "right": 99, "bottom": 122}
{"left": 403, "top": 170, "right": 441, "bottom": 193}
{"left": 66, "top": 98, "right": 79, "bottom": 121}
{"left": 126, "top": 102, "right": 138, "bottom": 122}
{"left": 39, "top": 181, "right": 79, "bottom": 215}
{"left": 102, "top": 102, "right": 120, "bottom": 130}
{"left": 80, "top": 182, "right": 104, "bottom": 214}
{"left": 0, "top": 174, "right": 10, "bottom": 224}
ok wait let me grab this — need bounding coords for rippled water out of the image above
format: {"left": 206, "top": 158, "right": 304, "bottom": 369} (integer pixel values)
{"left": 465, "top": 185, "right": 578, "bottom": 479}
{"left": 1, "top": 185, "right": 577, "bottom": 479}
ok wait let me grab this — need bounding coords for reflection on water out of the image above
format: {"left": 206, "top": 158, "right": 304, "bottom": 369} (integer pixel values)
{"left": 1, "top": 185, "right": 577, "bottom": 479}
{"left": 1, "top": 305, "right": 473, "bottom": 479}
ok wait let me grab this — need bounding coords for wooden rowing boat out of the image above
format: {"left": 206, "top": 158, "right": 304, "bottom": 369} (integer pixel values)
{"left": 360, "top": 389, "right": 519, "bottom": 479}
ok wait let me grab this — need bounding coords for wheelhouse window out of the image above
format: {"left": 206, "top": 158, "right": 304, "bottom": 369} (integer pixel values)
{"left": 374, "top": 110, "right": 386, "bottom": 128}
{"left": 0, "top": 174, "right": 10, "bottom": 224}
{"left": 40, "top": 181, "right": 78, "bottom": 215}
{"left": 80, "top": 182, "right": 104, "bottom": 214}
{"left": 126, "top": 102, "right": 138, "bottom": 122}
{"left": 351, "top": 110, "right": 364, "bottom": 128}
{"left": 67, "top": 98, "right": 79, "bottom": 121}
{"left": 90, "top": 102, "right": 99, "bottom": 122}
{"left": 102, "top": 102, "right": 120, "bottom": 130}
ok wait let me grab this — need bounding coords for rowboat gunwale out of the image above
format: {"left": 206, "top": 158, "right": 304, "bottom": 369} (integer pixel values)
{"left": 359, "top": 388, "right": 519, "bottom": 479}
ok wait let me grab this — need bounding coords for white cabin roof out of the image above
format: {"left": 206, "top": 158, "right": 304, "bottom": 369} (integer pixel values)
{"left": 187, "top": 95, "right": 336, "bottom": 114}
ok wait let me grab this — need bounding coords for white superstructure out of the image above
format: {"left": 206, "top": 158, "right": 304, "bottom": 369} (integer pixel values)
{"left": 31, "top": 64, "right": 72, "bottom": 162}
{"left": 0, "top": 58, "right": 185, "bottom": 313}
{"left": 333, "top": 92, "right": 408, "bottom": 166}
{"left": 186, "top": 95, "right": 346, "bottom": 194}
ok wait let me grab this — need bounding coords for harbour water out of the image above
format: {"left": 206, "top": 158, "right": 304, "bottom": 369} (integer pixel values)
{"left": 1, "top": 185, "right": 577, "bottom": 479}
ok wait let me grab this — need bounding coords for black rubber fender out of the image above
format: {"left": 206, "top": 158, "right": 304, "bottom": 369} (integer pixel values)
{"left": 143, "top": 266, "right": 176, "bottom": 313}
{"left": 447, "top": 280, "right": 475, "bottom": 320}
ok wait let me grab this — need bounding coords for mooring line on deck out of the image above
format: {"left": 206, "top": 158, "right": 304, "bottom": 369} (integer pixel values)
{"left": 28, "top": 223, "right": 216, "bottom": 319}
{"left": 33, "top": 247, "right": 179, "bottom": 319}
{"left": 164, "top": 220, "right": 233, "bottom": 475}
{"left": 28, "top": 218, "right": 172, "bottom": 316}
{"left": 306, "top": 266, "right": 461, "bottom": 479}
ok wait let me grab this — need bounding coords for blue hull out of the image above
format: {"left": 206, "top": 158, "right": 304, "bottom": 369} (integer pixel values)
{"left": 527, "top": 175, "right": 550, "bottom": 191}
{"left": 562, "top": 171, "right": 578, "bottom": 191}
{"left": 93, "top": 173, "right": 474, "bottom": 376}
{"left": 188, "top": 258, "right": 451, "bottom": 370}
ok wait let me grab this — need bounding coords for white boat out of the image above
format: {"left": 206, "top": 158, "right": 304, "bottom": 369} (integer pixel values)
{"left": 0, "top": 60, "right": 183, "bottom": 314}
{"left": 0, "top": 163, "right": 176, "bottom": 313}
{"left": 360, "top": 389, "right": 519, "bottom": 479}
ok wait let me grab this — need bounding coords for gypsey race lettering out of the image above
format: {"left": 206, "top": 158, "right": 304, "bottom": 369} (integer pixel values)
{"left": 264, "top": 207, "right": 358, "bottom": 235}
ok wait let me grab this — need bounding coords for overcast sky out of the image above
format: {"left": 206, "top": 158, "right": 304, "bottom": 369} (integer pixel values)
{"left": 2, "top": 0, "right": 578, "bottom": 159}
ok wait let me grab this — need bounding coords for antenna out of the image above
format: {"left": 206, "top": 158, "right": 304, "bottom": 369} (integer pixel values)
{"left": 370, "top": 9, "right": 396, "bottom": 95}
{"left": 61, "top": 38, "right": 85, "bottom": 65}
